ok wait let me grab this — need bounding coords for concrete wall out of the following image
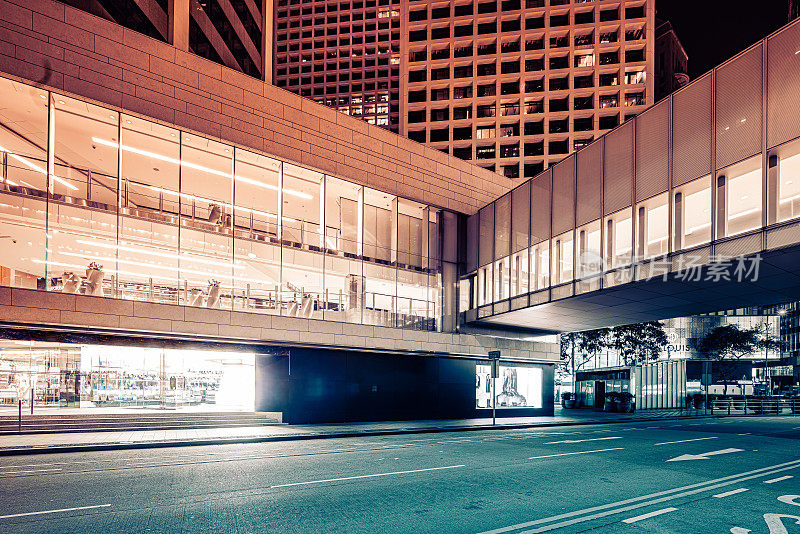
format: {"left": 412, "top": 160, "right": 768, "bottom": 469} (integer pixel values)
{"left": 0, "top": 0, "right": 514, "bottom": 214}
{"left": 0, "top": 287, "right": 558, "bottom": 360}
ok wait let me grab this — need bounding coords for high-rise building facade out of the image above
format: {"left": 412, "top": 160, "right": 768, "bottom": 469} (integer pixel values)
{"left": 273, "top": 0, "right": 402, "bottom": 132}
{"left": 654, "top": 18, "right": 688, "bottom": 101}
{"left": 402, "top": 0, "right": 656, "bottom": 178}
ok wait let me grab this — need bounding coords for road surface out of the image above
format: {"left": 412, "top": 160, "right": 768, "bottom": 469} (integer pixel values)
{"left": 2, "top": 416, "right": 800, "bottom": 533}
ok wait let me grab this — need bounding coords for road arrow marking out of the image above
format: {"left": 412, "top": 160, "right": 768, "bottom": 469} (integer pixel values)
{"left": 667, "top": 448, "right": 745, "bottom": 462}
{"left": 544, "top": 436, "right": 622, "bottom": 444}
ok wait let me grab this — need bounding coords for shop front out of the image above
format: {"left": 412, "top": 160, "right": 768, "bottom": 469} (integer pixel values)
{"left": 0, "top": 340, "right": 256, "bottom": 412}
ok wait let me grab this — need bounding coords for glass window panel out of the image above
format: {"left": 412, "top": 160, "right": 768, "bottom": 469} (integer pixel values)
{"left": 493, "top": 256, "right": 510, "bottom": 301}
{"left": 673, "top": 176, "right": 711, "bottom": 250}
{"left": 179, "top": 134, "right": 233, "bottom": 308}
{"left": 477, "top": 263, "right": 492, "bottom": 305}
{"left": 576, "top": 220, "right": 601, "bottom": 279}
{"left": 49, "top": 96, "right": 119, "bottom": 296}
{"left": 282, "top": 163, "right": 323, "bottom": 249}
{"left": 774, "top": 140, "right": 800, "bottom": 223}
{"left": 479, "top": 204, "right": 494, "bottom": 267}
{"left": 510, "top": 249, "right": 529, "bottom": 297}
{"left": 398, "top": 198, "right": 426, "bottom": 269}
{"left": 635, "top": 192, "right": 668, "bottom": 259}
{"left": 722, "top": 155, "right": 762, "bottom": 238}
{"left": 552, "top": 231, "right": 573, "bottom": 284}
{"left": 530, "top": 240, "right": 550, "bottom": 290}
{"left": 604, "top": 208, "right": 632, "bottom": 269}
{"left": 511, "top": 182, "right": 530, "bottom": 253}
{"left": 0, "top": 76, "right": 48, "bottom": 288}
{"left": 115, "top": 116, "right": 181, "bottom": 303}
{"left": 233, "top": 150, "right": 281, "bottom": 313}
{"left": 326, "top": 175, "right": 361, "bottom": 255}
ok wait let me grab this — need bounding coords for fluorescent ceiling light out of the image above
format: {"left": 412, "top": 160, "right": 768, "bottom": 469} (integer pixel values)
{"left": 0, "top": 144, "right": 77, "bottom": 191}
{"left": 92, "top": 137, "right": 313, "bottom": 199}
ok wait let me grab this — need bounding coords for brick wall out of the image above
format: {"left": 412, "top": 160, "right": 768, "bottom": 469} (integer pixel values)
{"left": 0, "top": 0, "right": 514, "bottom": 214}
{"left": 0, "top": 288, "right": 558, "bottom": 361}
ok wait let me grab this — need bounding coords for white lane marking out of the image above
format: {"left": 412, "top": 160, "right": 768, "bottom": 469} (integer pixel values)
{"left": 667, "top": 448, "right": 744, "bottom": 462}
{"left": 269, "top": 464, "right": 465, "bottom": 488}
{"left": 0, "top": 468, "right": 62, "bottom": 476}
{"left": 0, "top": 504, "right": 111, "bottom": 520}
{"left": 528, "top": 448, "right": 624, "bottom": 460}
{"left": 765, "top": 476, "right": 794, "bottom": 484}
{"left": 714, "top": 488, "right": 750, "bottom": 498}
{"left": 654, "top": 437, "right": 718, "bottom": 446}
{"left": 544, "top": 437, "right": 622, "bottom": 445}
{"left": 477, "top": 458, "right": 800, "bottom": 534}
{"left": 621, "top": 507, "right": 678, "bottom": 524}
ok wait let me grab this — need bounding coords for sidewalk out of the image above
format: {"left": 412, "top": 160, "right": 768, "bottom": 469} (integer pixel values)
{"left": 0, "top": 407, "right": 721, "bottom": 456}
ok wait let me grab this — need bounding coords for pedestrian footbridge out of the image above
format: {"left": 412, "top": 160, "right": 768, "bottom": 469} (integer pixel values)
{"left": 462, "top": 20, "right": 800, "bottom": 332}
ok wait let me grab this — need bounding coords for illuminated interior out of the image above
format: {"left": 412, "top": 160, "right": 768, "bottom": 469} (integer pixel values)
{"left": 0, "top": 75, "right": 444, "bottom": 330}
{"left": 0, "top": 340, "right": 255, "bottom": 412}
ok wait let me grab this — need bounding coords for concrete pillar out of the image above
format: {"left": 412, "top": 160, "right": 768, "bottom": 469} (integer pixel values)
{"left": 262, "top": 0, "right": 274, "bottom": 83}
{"left": 767, "top": 154, "right": 779, "bottom": 224}
{"left": 716, "top": 175, "right": 727, "bottom": 239}
{"left": 169, "top": 0, "right": 190, "bottom": 51}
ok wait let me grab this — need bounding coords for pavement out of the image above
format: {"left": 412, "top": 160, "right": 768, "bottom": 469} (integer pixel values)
{"left": 0, "top": 406, "right": 753, "bottom": 456}
{"left": 1, "top": 415, "right": 800, "bottom": 533}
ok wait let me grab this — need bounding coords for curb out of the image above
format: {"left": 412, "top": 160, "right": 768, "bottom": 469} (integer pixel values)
{"left": 0, "top": 413, "right": 727, "bottom": 456}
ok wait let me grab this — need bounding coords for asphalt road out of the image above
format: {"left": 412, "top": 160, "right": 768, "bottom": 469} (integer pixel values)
{"left": 2, "top": 416, "right": 800, "bottom": 533}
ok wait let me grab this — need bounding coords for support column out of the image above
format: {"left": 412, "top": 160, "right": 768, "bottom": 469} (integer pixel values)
{"left": 716, "top": 175, "right": 727, "bottom": 240}
{"left": 767, "top": 154, "right": 779, "bottom": 225}
{"left": 169, "top": 0, "right": 190, "bottom": 51}
{"left": 673, "top": 192, "right": 683, "bottom": 251}
{"left": 262, "top": 0, "right": 274, "bottom": 83}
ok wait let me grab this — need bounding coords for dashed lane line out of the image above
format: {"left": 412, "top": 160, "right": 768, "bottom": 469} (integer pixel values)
{"left": 654, "top": 437, "right": 718, "bottom": 446}
{"left": 713, "top": 488, "right": 750, "bottom": 498}
{"left": 528, "top": 448, "right": 624, "bottom": 460}
{"left": 0, "top": 504, "right": 111, "bottom": 520}
{"left": 765, "top": 475, "right": 793, "bottom": 484}
{"left": 269, "top": 464, "right": 465, "bottom": 488}
{"left": 543, "top": 437, "right": 622, "bottom": 445}
{"left": 621, "top": 507, "right": 678, "bottom": 524}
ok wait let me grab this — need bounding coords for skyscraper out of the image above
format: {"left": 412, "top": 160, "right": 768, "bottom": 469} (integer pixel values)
{"left": 275, "top": 0, "right": 659, "bottom": 179}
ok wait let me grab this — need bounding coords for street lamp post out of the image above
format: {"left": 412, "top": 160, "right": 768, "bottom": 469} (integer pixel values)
{"left": 489, "top": 351, "right": 500, "bottom": 426}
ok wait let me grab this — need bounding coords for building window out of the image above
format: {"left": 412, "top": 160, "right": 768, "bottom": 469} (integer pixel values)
{"left": 635, "top": 193, "right": 669, "bottom": 260}
{"left": 604, "top": 208, "right": 633, "bottom": 269}
{"left": 552, "top": 231, "right": 574, "bottom": 284}
{"left": 770, "top": 139, "right": 800, "bottom": 223}
{"left": 673, "top": 176, "right": 711, "bottom": 250}
{"left": 530, "top": 241, "right": 550, "bottom": 290}
{"left": 717, "top": 155, "right": 762, "bottom": 238}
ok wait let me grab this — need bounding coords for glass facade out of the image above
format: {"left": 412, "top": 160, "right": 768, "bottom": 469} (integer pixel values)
{"left": 0, "top": 75, "right": 450, "bottom": 331}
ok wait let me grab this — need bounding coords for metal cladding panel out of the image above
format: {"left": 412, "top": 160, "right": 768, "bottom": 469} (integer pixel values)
{"left": 767, "top": 21, "right": 800, "bottom": 149}
{"left": 716, "top": 44, "right": 763, "bottom": 169}
{"left": 552, "top": 156, "right": 576, "bottom": 235}
{"left": 466, "top": 213, "right": 478, "bottom": 273}
{"left": 767, "top": 221, "right": 800, "bottom": 249}
{"left": 635, "top": 99, "right": 670, "bottom": 201}
{"left": 603, "top": 121, "right": 634, "bottom": 214}
{"left": 478, "top": 204, "right": 494, "bottom": 267}
{"left": 576, "top": 139, "right": 603, "bottom": 225}
{"left": 672, "top": 73, "right": 713, "bottom": 186}
{"left": 494, "top": 193, "right": 511, "bottom": 260}
{"left": 531, "top": 169, "right": 552, "bottom": 243}
{"left": 511, "top": 182, "right": 531, "bottom": 253}
{"left": 715, "top": 233, "right": 763, "bottom": 260}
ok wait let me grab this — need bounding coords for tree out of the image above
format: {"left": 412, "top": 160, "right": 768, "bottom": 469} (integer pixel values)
{"left": 610, "top": 321, "right": 668, "bottom": 367}
{"left": 559, "top": 328, "right": 611, "bottom": 380}
{"left": 696, "top": 325, "right": 764, "bottom": 395}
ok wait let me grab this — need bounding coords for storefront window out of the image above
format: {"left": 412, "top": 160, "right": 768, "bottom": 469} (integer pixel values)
{"left": 635, "top": 192, "right": 668, "bottom": 259}
{"left": 475, "top": 364, "right": 543, "bottom": 408}
{"left": 604, "top": 208, "right": 632, "bottom": 269}
{"left": 673, "top": 176, "right": 711, "bottom": 250}
{"left": 0, "top": 340, "right": 255, "bottom": 412}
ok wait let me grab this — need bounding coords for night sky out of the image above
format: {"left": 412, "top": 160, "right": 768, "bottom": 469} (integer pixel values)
{"left": 656, "top": 0, "right": 789, "bottom": 78}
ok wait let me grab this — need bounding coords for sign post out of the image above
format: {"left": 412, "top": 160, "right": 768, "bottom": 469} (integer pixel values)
{"left": 489, "top": 351, "right": 500, "bottom": 426}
